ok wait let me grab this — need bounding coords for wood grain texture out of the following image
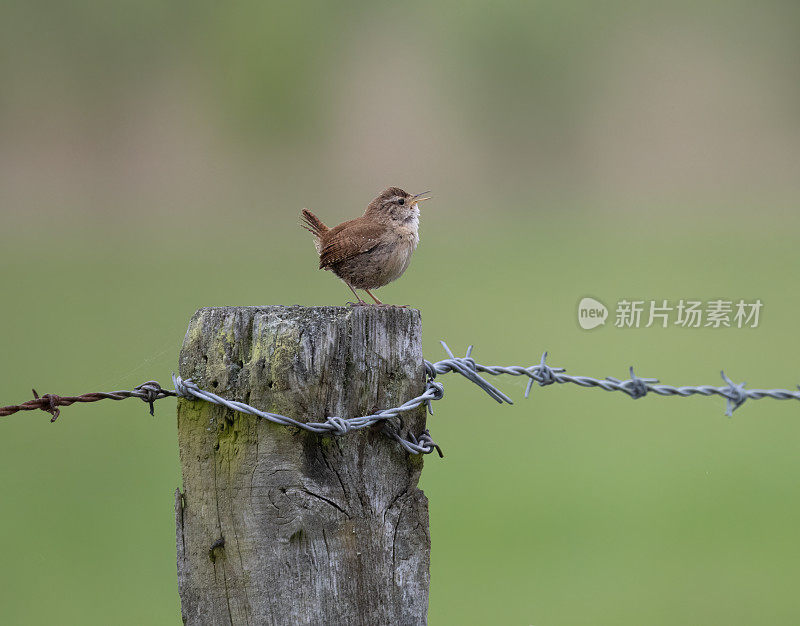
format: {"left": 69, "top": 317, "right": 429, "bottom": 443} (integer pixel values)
{"left": 176, "top": 306, "right": 430, "bottom": 625}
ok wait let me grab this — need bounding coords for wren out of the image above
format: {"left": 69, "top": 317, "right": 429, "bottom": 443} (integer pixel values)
{"left": 300, "top": 187, "right": 430, "bottom": 305}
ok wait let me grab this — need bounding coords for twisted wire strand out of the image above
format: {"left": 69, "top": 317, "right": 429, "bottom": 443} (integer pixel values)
{"left": 171, "top": 374, "right": 444, "bottom": 456}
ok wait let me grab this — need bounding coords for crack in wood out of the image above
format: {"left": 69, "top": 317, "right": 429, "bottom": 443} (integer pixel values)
{"left": 296, "top": 487, "right": 350, "bottom": 519}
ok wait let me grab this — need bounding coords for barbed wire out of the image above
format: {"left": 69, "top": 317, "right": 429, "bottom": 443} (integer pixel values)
{"left": 3, "top": 342, "right": 800, "bottom": 455}
{"left": 170, "top": 374, "right": 444, "bottom": 456}
{"left": 429, "top": 342, "right": 800, "bottom": 417}
{"left": 0, "top": 382, "right": 177, "bottom": 422}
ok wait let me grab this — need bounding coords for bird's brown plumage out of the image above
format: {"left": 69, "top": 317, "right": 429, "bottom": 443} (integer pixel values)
{"left": 318, "top": 218, "right": 387, "bottom": 269}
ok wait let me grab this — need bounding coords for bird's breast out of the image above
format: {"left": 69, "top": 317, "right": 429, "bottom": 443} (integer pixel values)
{"left": 379, "top": 236, "right": 415, "bottom": 281}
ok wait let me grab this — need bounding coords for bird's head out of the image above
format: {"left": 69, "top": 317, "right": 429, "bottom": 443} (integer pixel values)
{"left": 364, "top": 187, "right": 431, "bottom": 224}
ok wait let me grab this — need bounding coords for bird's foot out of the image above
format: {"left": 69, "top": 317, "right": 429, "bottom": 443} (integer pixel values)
{"left": 346, "top": 300, "right": 369, "bottom": 307}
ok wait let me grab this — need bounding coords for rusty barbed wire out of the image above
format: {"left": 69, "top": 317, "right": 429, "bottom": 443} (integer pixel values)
{"left": 0, "top": 382, "right": 176, "bottom": 421}
{"left": 3, "top": 342, "right": 800, "bottom": 454}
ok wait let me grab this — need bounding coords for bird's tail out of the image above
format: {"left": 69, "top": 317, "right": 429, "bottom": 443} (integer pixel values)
{"left": 300, "top": 209, "right": 328, "bottom": 239}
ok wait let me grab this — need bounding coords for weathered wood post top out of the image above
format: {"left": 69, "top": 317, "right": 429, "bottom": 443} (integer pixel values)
{"left": 175, "top": 305, "right": 431, "bottom": 625}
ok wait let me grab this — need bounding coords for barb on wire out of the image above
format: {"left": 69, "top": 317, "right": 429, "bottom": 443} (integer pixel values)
{"left": 3, "top": 341, "right": 800, "bottom": 455}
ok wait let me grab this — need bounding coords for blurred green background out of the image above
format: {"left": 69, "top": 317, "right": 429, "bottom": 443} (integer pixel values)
{"left": 2, "top": 1, "right": 800, "bottom": 624}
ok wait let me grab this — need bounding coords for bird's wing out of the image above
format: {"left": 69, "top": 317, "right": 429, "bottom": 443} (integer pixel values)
{"left": 319, "top": 219, "right": 386, "bottom": 269}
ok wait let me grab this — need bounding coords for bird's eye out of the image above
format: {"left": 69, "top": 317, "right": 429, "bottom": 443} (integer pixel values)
{"left": 398, "top": 198, "right": 405, "bottom": 205}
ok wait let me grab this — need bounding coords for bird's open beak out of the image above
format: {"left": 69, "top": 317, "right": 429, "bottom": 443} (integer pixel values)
{"left": 412, "top": 191, "right": 432, "bottom": 203}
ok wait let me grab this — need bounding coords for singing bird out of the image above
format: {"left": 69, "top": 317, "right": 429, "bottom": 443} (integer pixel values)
{"left": 300, "top": 187, "right": 430, "bottom": 305}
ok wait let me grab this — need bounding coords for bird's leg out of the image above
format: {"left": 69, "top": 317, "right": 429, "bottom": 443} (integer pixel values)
{"left": 345, "top": 282, "right": 367, "bottom": 306}
{"left": 364, "top": 289, "right": 409, "bottom": 308}
{"left": 364, "top": 289, "right": 383, "bottom": 305}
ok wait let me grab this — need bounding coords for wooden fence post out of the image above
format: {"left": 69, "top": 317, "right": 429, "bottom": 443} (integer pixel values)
{"left": 175, "top": 306, "right": 430, "bottom": 625}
